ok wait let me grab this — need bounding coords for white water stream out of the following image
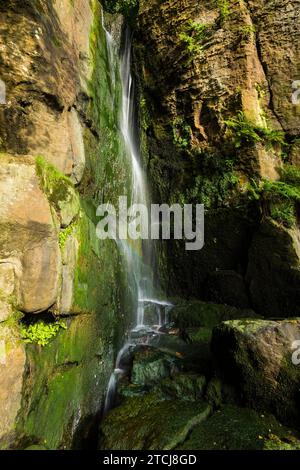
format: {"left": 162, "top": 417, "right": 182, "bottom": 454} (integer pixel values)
{"left": 102, "top": 18, "right": 172, "bottom": 414}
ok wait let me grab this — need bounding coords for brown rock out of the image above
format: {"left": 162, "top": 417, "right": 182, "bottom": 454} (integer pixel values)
{"left": 211, "top": 318, "right": 300, "bottom": 427}
{"left": 0, "top": 325, "right": 26, "bottom": 448}
{"left": 0, "top": 156, "right": 61, "bottom": 313}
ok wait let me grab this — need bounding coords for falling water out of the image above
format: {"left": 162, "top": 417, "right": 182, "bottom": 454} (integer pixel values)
{"left": 102, "top": 17, "right": 172, "bottom": 415}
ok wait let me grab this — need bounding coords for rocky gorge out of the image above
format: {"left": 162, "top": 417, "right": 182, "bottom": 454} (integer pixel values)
{"left": 0, "top": 0, "right": 300, "bottom": 451}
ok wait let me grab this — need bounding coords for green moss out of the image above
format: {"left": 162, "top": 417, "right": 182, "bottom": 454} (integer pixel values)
{"left": 217, "top": 0, "right": 230, "bottom": 23}
{"left": 20, "top": 319, "right": 67, "bottom": 347}
{"left": 17, "top": 314, "right": 114, "bottom": 449}
{"left": 35, "top": 156, "right": 78, "bottom": 215}
{"left": 176, "top": 405, "right": 300, "bottom": 450}
{"left": 3, "top": 308, "right": 23, "bottom": 330}
{"left": 280, "top": 164, "right": 300, "bottom": 185}
{"left": 239, "top": 25, "right": 256, "bottom": 40}
{"left": 59, "top": 223, "right": 76, "bottom": 250}
{"left": 170, "top": 300, "right": 254, "bottom": 331}
{"left": 101, "top": 395, "right": 211, "bottom": 450}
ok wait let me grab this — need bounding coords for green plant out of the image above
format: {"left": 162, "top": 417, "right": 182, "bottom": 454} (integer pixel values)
{"left": 178, "top": 151, "right": 239, "bottom": 208}
{"left": 35, "top": 156, "right": 77, "bottom": 210}
{"left": 239, "top": 25, "right": 256, "bottom": 40}
{"left": 217, "top": 0, "right": 230, "bottom": 23}
{"left": 280, "top": 164, "right": 300, "bottom": 186}
{"left": 247, "top": 166, "right": 300, "bottom": 227}
{"left": 179, "top": 21, "right": 209, "bottom": 59}
{"left": 140, "top": 97, "right": 151, "bottom": 132}
{"left": 172, "top": 118, "right": 192, "bottom": 149}
{"left": 224, "top": 112, "right": 286, "bottom": 149}
{"left": 20, "top": 319, "right": 67, "bottom": 347}
{"left": 59, "top": 223, "right": 76, "bottom": 250}
{"left": 269, "top": 200, "right": 296, "bottom": 228}
{"left": 102, "top": 0, "right": 138, "bottom": 17}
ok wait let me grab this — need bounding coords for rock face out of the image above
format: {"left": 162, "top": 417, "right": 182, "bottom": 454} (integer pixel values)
{"left": 211, "top": 319, "right": 300, "bottom": 426}
{"left": 0, "top": 0, "right": 131, "bottom": 449}
{"left": 0, "top": 326, "right": 26, "bottom": 448}
{"left": 134, "top": 0, "right": 300, "bottom": 316}
{"left": 0, "top": 156, "right": 61, "bottom": 315}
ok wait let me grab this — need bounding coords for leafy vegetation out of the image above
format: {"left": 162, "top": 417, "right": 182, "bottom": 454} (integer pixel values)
{"left": 140, "top": 96, "right": 151, "bottom": 132}
{"left": 20, "top": 319, "right": 67, "bottom": 347}
{"left": 217, "top": 0, "right": 230, "bottom": 23}
{"left": 224, "top": 112, "right": 286, "bottom": 149}
{"left": 178, "top": 151, "right": 239, "bottom": 208}
{"left": 172, "top": 118, "right": 192, "bottom": 149}
{"left": 239, "top": 25, "right": 256, "bottom": 40}
{"left": 59, "top": 223, "right": 76, "bottom": 250}
{"left": 102, "top": 0, "right": 138, "bottom": 17}
{"left": 179, "top": 21, "right": 209, "bottom": 59}
{"left": 248, "top": 165, "right": 300, "bottom": 227}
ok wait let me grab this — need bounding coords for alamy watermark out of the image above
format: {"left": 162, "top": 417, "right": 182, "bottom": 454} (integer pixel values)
{"left": 292, "top": 340, "right": 300, "bottom": 366}
{"left": 292, "top": 80, "right": 300, "bottom": 105}
{"left": 96, "top": 197, "right": 204, "bottom": 251}
{"left": 0, "top": 79, "right": 6, "bottom": 105}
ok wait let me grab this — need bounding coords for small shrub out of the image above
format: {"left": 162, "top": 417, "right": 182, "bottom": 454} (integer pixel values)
{"left": 102, "top": 0, "right": 138, "bottom": 17}
{"left": 172, "top": 118, "right": 192, "bottom": 149}
{"left": 280, "top": 164, "right": 300, "bottom": 186}
{"left": 224, "top": 112, "right": 286, "bottom": 149}
{"left": 20, "top": 319, "right": 67, "bottom": 347}
{"left": 270, "top": 200, "right": 296, "bottom": 228}
{"left": 179, "top": 21, "right": 209, "bottom": 59}
{"left": 248, "top": 168, "right": 300, "bottom": 228}
{"left": 59, "top": 223, "right": 76, "bottom": 250}
{"left": 217, "top": 0, "right": 230, "bottom": 23}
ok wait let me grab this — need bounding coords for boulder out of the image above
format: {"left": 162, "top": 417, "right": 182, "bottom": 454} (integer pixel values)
{"left": 0, "top": 324, "right": 26, "bottom": 449}
{"left": 131, "top": 347, "right": 181, "bottom": 387}
{"left": 176, "top": 405, "right": 300, "bottom": 450}
{"left": 211, "top": 319, "right": 300, "bottom": 426}
{"left": 100, "top": 394, "right": 211, "bottom": 450}
{"left": 0, "top": 156, "right": 61, "bottom": 314}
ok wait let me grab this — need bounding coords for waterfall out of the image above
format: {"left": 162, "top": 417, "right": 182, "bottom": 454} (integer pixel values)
{"left": 101, "top": 17, "right": 172, "bottom": 415}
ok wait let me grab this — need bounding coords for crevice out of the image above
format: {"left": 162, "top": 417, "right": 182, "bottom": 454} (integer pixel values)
{"left": 254, "top": 36, "right": 284, "bottom": 130}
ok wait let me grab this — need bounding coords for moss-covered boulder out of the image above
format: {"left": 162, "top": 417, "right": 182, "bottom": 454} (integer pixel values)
{"left": 100, "top": 394, "right": 211, "bottom": 450}
{"left": 131, "top": 347, "right": 182, "bottom": 387}
{"left": 176, "top": 405, "right": 300, "bottom": 450}
{"left": 211, "top": 319, "right": 300, "bottom": 427}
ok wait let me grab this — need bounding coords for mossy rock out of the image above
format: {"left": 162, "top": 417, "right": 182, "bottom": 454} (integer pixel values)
{"left": 100, "top": 394, "right": 211, "bottom": 450}
{"left": 153, "top": 373, "right": 206, "bottom": 402}
{"left": 16, "top": 313, "right": 117, "bottom": 450}
{"left": 211, "top": 318, "right": 300, "bottom": 427}
{"left": 170, "top": 299, "right": 257, "bottom": 331}
{"left": 131, "top": 347, "right": 182, "bottom": 386}
{"left": 176, "top": 405, "right": 300, "bottom": 450}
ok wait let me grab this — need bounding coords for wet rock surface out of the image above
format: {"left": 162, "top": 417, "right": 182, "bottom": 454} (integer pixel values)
{"left": 100, "top": 301, "right": 300, "bottom": 450}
